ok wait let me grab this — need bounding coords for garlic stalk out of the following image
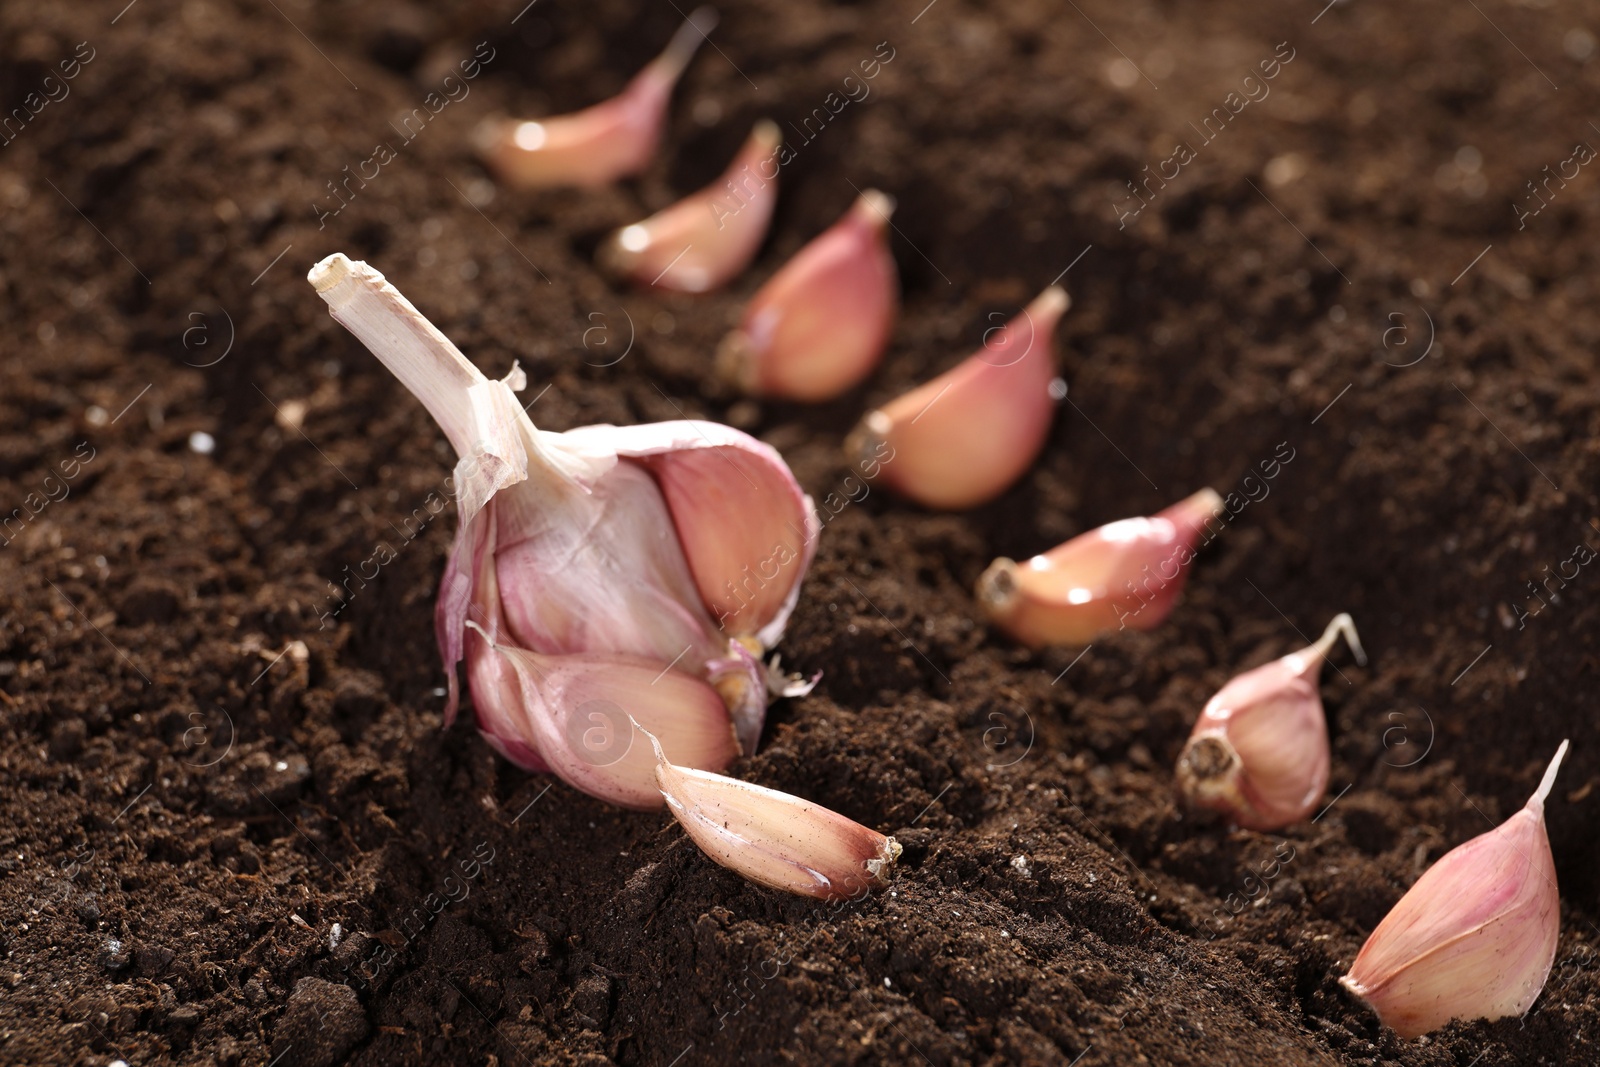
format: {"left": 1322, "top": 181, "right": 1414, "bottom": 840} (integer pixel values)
{"left": 598, "top": 120, "right": 783, "bottom": 293}
{"left": 718, "top": 189, "right": 899, "bottom": 401}
{"left": 1176, "top": 613, "right": 1365, "bottom": 831}
{"left": 1341, "top": 741, "right": 1569, "bottom": 1037}
{"left": 976, "top": 488, "right": 1222, "bottom": 648}
{"left": 846, "top": 286, "right": 1068, "bottom": 509}
{"left": 645, "top": 726, "right": 900, "bottom": 900}
{"left": 309, "top": 254, "right": 819, "bottom": 804}
{"left": 475, "top": 7, "right": 718, "bottom": 189}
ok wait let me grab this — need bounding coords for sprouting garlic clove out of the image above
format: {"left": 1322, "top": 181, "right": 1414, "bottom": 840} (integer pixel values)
{"left": 645, "top": 728, "right": 901, "bottom": 900}
{"left": 472, "top": 623, "right": 740, "bottom": 811}
{"left": 1341, "top": 741, "right": 1569, "bottom": 1038}
{"left": 1176, "top": 613, "right": 1365, "bottom": 831}
{"left": 717, "top": 189, "right": 899, "bottom": 401}
{"left": 598, "top": 120, "right": 783, "bottom": 293}
{"left": 475, "top": 7, "right": 718, "bottom": 189}
{"left": 845, "top": 286, "right": 1068, "bottom": 509}
{"left": 976, "top": 488, "right": 1222, "bottom": 648}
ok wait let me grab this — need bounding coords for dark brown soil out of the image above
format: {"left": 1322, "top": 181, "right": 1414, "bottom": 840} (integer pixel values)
{"left": 4, "top": 1, "right": 1600, "bottom": 1064}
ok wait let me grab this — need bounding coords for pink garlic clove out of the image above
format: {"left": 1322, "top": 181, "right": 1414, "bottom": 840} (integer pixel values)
{"left": 443, "top": 516, "right": 550, "bottom": 772}
{"left": 560, "top": 420, "right": 821, "bottom": 650}
{"left": 1176, "top": 613, "right": 1365, "bottom": 831}
{"left": 1341, "top": 741, "right": 1569, "bottom": 1038}
{"left": 846, "top": 286, "right": 1069, "bottom": 509}
{"left": 976, "top": 488, "right": 1223, "bottom": 648}
{"left": 475, "top": 7, "right": 718, "bottom": 189}
{"left": 598, "top": 120, "right": 783, "bottom": 292}
{"left": 718, "top": 189, "right": 899, "bottom": 401}
{"left": 489, "top": 457, "right": 725, "bottom": 666}
{"left": 475, "top": 623, "right": 741, "bottom": 811}
{"left": 645, "top": 727, "right": 900, "bottom": 899}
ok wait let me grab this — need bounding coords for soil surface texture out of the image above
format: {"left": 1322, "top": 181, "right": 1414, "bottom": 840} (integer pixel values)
{"left": 3, "top": 1, "right": 1600, "bottom": 1065}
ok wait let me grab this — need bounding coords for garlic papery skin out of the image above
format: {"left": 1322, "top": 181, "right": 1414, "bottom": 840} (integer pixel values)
{"left": 976, "top": 487, "right": 1223, "bottom": 648}
{"left": 646, "top": 729, "right": 901, "bottom": 899}
{"left": 1341, "top": 741, "right": 1569, "bottom": 1038}
{"left": 598, "top": 120, "right": 784, "bottom": 293}
{"left": 310, "top": 254, "right": 817, "bottom": 789}
{"left": 560, "top": 421, "right": 820, "bottom": 650}
{"left": 1176, "top": 613, "right": 1365, "bottom": 831}
{"left": 472, "top": 624, "right": 740, "bottom": 810}
{"left": 845, "top": 286, "right": 1068, "bottom": 509}
{"left": 475, "top": 7, "right": 718, "bottom": 190}
{"left": 717, "top": 189, "right": 899, "bottom": 401}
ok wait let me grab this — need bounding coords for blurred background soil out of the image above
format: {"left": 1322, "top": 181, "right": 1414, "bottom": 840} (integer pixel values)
{"left": 3, "top": 0, "right": 1600, "bottom": 1064}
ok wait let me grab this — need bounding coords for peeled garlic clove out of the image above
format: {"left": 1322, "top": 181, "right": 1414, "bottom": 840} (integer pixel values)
{"left": 1176, "top": 613, "right": 1365, "bottom": 830}
{"left": 1341, "top": 741, "right": 1569, "bottom": 1038}
{"left": 476, "top": 625, "right": 740, "bottom": 810}
{"left": 845, "top": 286, "right": 1068, "bottom": 509}
{"left": 475, "top": 7, "right": 718, "bottom": 189}
{"left": 598, "top": 120, "right": 783, "bottom": 293}
{"left": 646, "top": 730, "right": 900, "bottom": 900}
{"left": 976, "top": 488, "right": 1222, "bottom": 648}
{"left": 718, "top": 190, "right": 899, "bottom": 401}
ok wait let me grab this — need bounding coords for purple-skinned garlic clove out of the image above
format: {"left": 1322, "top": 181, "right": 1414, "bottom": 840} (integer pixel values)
{"left": 645, "top": 726, "right": 900, "bottom": 900}
{"left": 976, "top": 488, "right": 1223, "bottom": 648}
{"left": 471, "top": 622, "right": 740, "bottom": 811}
{"left": 1341, "top": 741, "right": 1569, "bottom": 1038}
{"left": 718, "top": 189, "right": 899, "bottom": 401}
{"left": 475, "top": 7, "right": 718, "bottom": 189}
{"left": 598, "top": 120, "right": 783, "bottom": 293}
{"left": 1176, "top": 613, "right": 1365, "bottom": 831}
{"left": 846, "top": 286, "right": 1068, "bottom": 509}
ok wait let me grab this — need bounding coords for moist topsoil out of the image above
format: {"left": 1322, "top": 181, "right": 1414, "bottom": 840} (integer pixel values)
{"left": 3, "top": 1, "right": 1599, "bottom": 1065}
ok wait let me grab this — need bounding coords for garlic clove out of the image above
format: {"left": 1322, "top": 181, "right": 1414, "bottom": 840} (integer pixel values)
{"left": 846, "top": 286, "right": 1068, "bottom": 509}
{"left": 444, "top": 516, "right": 551, "bottom": 772}
{"left": 598, "top": 120, "right": 784, "bottom": 292}
{"left": 1176, "top": 613, "right": 1364, "bottom": 830}
{"left": 1341, "top": 741, "right": 1569, "bottom": 1038}
{"left": 976, "top": 488, "right": 1223, "bottom": 648}
{"left": 490, "top": 457, "right": 725, "bottom": 667}
{"left": 476, "top": 624, "right": 741, "bottom": 810}
{"left": 561, "top": 420, "right": 821, "bottom": 650}
{"left": 464, "top": 622, "right": 550, "bottom": 773}
{"left": 718, "top": 189, "right": 899, "bottom": 401}
{"left": 645, "top": 728, "right": 901, "bottom": 899}
{"left": 475, "top": 7, "right": 718, "bottom": 189}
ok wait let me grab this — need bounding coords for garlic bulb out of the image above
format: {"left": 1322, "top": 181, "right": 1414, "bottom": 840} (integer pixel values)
{"left": 309, "top": 254, "right": 819, "bottom": 806}
{"left": 475, "top": 7, "right": 718, "bottom": 189}
{"left": 598, "top": 120, "right": 783, "bottom": 293}
{"left": 646, "top": 728, "right": 900, "bottom": 900}
{"left": 846, "top": 286, "right": 1068, "bottom": 509}
{"left": 976, "top": 488, "right": 1222, "bottom": 648}
{"left": 718, "top": 189, "right": 898, "bottom": 401}
{"left": 1341, "top": 741, "right": 1569, "bottom": 1037}
{"left": 1176, "top": 613, "right": 1365, "bottom": 831}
